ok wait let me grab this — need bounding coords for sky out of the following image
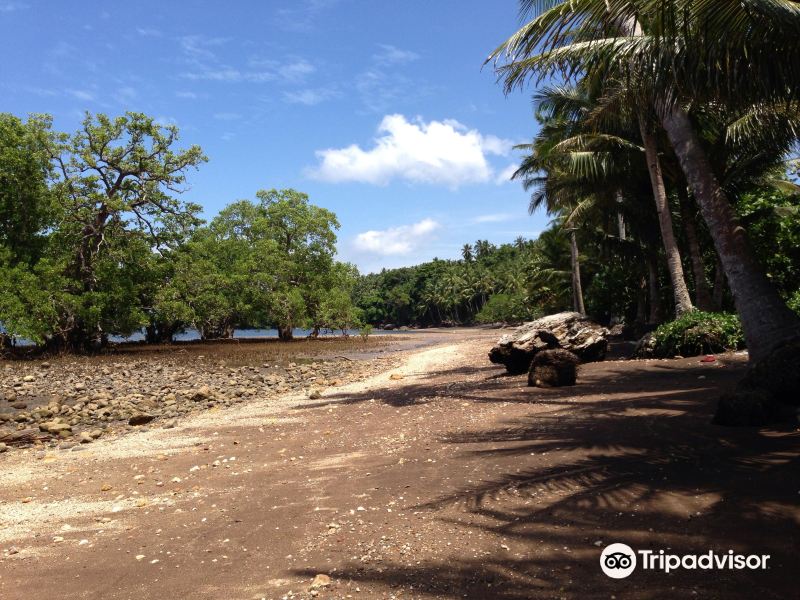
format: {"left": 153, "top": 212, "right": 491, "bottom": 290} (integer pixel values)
{"left": 1, "top": 0, "right": 548, "bottom": 273}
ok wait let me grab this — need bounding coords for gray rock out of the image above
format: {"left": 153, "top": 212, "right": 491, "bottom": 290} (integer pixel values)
{"left": 489, "top": 312, "right": 609, "bottom": 374}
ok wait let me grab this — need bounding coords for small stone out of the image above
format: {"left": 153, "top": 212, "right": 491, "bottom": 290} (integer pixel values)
{"left": 389, "top": 374, "right": 404, "bottom": 380}
{"left": 135, "top": 554, "right": 145, "bottom": 561}
{"left": 6, "top": 546, "right": 19, "bottom": 555}
{"left": 310, "top": 574, "right": 331, "bottom": 590}
{"left": 79, "top": 432, "right": 93, "bottom": 444}
{"left": 309, "top": 389, "right": 322, "bottom": 400}
{"left": 101, "top": 484, "right": 113, "bottom": 491}
{"left": 0, "top": 443, "right": 7, "bottom": 453}
{"left": 128, "top": 414, "right": 155, "bottom": 426}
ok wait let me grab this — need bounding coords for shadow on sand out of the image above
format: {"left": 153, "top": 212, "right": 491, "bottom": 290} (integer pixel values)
{"left": 294, "top": 356, "right": 799, "bottom": 598}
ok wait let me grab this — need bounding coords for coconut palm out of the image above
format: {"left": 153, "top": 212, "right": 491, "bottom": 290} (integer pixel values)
{"left": 490, "top": 0, "right": 800, "bottom": 360}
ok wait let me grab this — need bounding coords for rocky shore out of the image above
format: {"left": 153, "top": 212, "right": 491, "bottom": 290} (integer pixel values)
{"left": 0, "top": 341, "right": 402, "bottom": 453}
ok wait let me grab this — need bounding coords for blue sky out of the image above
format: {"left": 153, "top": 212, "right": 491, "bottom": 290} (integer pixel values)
{"left": 1, "top": 0, "right": 548, "bottom": 273}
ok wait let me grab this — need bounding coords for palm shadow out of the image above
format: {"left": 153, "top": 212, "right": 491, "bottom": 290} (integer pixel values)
{"left": 293, "top": 355, "right": 799, "bottom": 598}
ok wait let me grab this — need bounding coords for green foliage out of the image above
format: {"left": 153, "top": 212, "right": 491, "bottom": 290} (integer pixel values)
{"left": 651, "top": 311, "right": 745, "bottom": 358}
{"left": 0, "top": 113, "right": 54, "bottom": 263}
{"left": 359, "top": 324, "right": 373, "bottom": 341}
{"left": 354, "top": 230, "right": 571, "bottom": 327}
{"left": 788, "top": 290, "right": 800, "bottom": 316}
{"left": 737, "top": 190, "right": 800, "bottom": 300}
{"left": 475, "top": 293, "right": 536, "bottom": 324}
{"left": 156, "top": 189, "right": 354, "bottom": 341}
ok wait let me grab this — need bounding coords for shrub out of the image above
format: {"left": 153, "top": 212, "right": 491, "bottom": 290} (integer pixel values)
{"left": 649, "top": 311, "right": 745, "bottom": 358}
{"left": 788, "top": 289, "right": 800, "bottom": 316}
{"left": 359, "top": 324, "right": 373, "bottom": 341}
{"left": 475, "top": 293, "right": 537, "bottom": 324}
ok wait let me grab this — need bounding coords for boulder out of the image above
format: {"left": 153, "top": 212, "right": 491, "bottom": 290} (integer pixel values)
{"left": 714, "top": 337, "right": 800, "bottom": 426}
{"left": 489, "top": 312, "right": 609, "bottom": 374}
{"left": 529, "top": 349, "right": 580, "bottom": 387}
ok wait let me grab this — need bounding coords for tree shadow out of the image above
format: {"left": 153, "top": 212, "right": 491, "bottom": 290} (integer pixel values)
{"left": 292, "top": 355, "right": 799, "bottom": 598}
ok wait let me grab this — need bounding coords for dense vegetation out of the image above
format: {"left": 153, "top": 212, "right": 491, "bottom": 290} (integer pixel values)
{"left": 487, "top": 0, "right": 800, "bottom": 364}
{"left": 0, "top": 113, "right": 358, "bottom": 351}
{"left": 3, "top": 0, "right": 800, "bottom": 362}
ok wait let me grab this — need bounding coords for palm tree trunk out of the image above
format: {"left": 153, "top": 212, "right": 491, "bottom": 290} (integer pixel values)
{"left": 712, "top": 258, "right": 726, "bottom": 309}
{"left": 569, "top": 230, "right": 585, "bottom": 315}
{"left": 647, "top": 254, "right": 662, "bottom": 325}
{"left": 616, "top": 193, "right": 626, "bottom": 240}
{"left": 677, "top": 187, "right": 715, "bottom": 311}
{"left": 661, "top": 107, "right": 800, "bottom": 362}
{"left": 639, "top": 118, "right": 694, "bottom": 316}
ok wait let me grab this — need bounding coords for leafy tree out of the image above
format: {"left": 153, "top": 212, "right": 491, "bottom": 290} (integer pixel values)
{"left": 490, "top": 0, "right": 800, "bottom": 361}
{"left": 31, "top": 112, "right": 208, "bottom": 349}
{"left": 0, "top": 113, "right": 54, "bottom": 263}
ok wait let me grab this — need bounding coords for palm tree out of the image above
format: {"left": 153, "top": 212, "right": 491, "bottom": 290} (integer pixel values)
{"left": 461, "top": 243, "right": 473, "bottom": 262}
{"left": 515, "top": 83, "right": 692, "bottom": 317}
{"left": 490, "top": 0, "right": 800, "bottom": 360}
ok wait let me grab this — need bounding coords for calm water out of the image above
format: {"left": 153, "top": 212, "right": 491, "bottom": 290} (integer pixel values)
{"left": 112, "top": 327, "right": 414, "bottom": 343}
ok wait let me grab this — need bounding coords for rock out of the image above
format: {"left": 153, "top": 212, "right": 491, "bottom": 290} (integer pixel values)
{"left": 310, "top": 574, "right": 331, "bottom": 590}
{"left": 40, "top": 422, "right": 72, "bottom": 434}
{"left": 190, "top": 386, "right": 213, "bottom": 402}
{"left": 714, "top": 389, "right": 779, "bottom": 426}
{"left": 633, "top": 332, "right": 657, "bottom": 358}
{"left": 308, "top": 389, "right": 322, "bottom": 400}
{"left": 528, "top": 349, "right": 580, "bottom": 387}
{"left": 389, "top": 373, "right": 404, "bottom": 381}
{"left": 739, "top": 338, "right": 800, "bottom": 406}
{"left": 128, "top": 414, "right": 155, "bottom": 426}
{"left": 489, "top": 312, "right": 609, "bottom": 374}
{"left": 714, "top": 338, "right": 800, "bottom": 427}
{"left": 22, "top": 375, "right": 35, "bottom": 382}
{"left": 79, "top": 432, "right": 94, "bottom": 444}
{"left": 0, "top": 442, "right": 7, "bottom": 453}
{"left": 11, "top": 402, "right": 27, "bottom": 410}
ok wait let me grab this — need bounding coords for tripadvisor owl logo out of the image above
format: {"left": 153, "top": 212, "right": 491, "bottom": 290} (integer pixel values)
{"left": 599, "top": 543, "right": 771, "bottom": 579}
{"left": 600, "top": 543, "right": 637, "bottom": 579}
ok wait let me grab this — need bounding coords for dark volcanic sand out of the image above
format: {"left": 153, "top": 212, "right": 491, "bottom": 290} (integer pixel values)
{"left": 0, "top": 329, "right": 797, "bottom": 600}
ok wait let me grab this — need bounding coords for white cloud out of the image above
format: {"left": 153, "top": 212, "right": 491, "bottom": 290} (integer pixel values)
{"left": 472, "top": 213, "right": 514, "bottom": 224}
{"left": 136, "top": 27, "right": 162, "bottom": 37}
{"left": 67, "top": 89, "right": 94, "bottom": 101}
{"left": 283, "top": 87, "right": 338, "bottom": 105}
{"left": 495, "top": 163, "right": 519, "bottom": 185}
{"left": 181, "top": 68, "right": 275, "bottom": 83}
{"left": 354, "top": 219, "right": 440, "bottom": 256}
{"left": 279, "top": 59, "right": 315, "bottom": 82}
{"left": 373, "top": 44, "right": 419, "bottom": 65}
{"left": 309, "top": 114, "right": 513, "bottom": 188}
{"left": 176, "top": 90, "right": 198, "bottom": 99}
